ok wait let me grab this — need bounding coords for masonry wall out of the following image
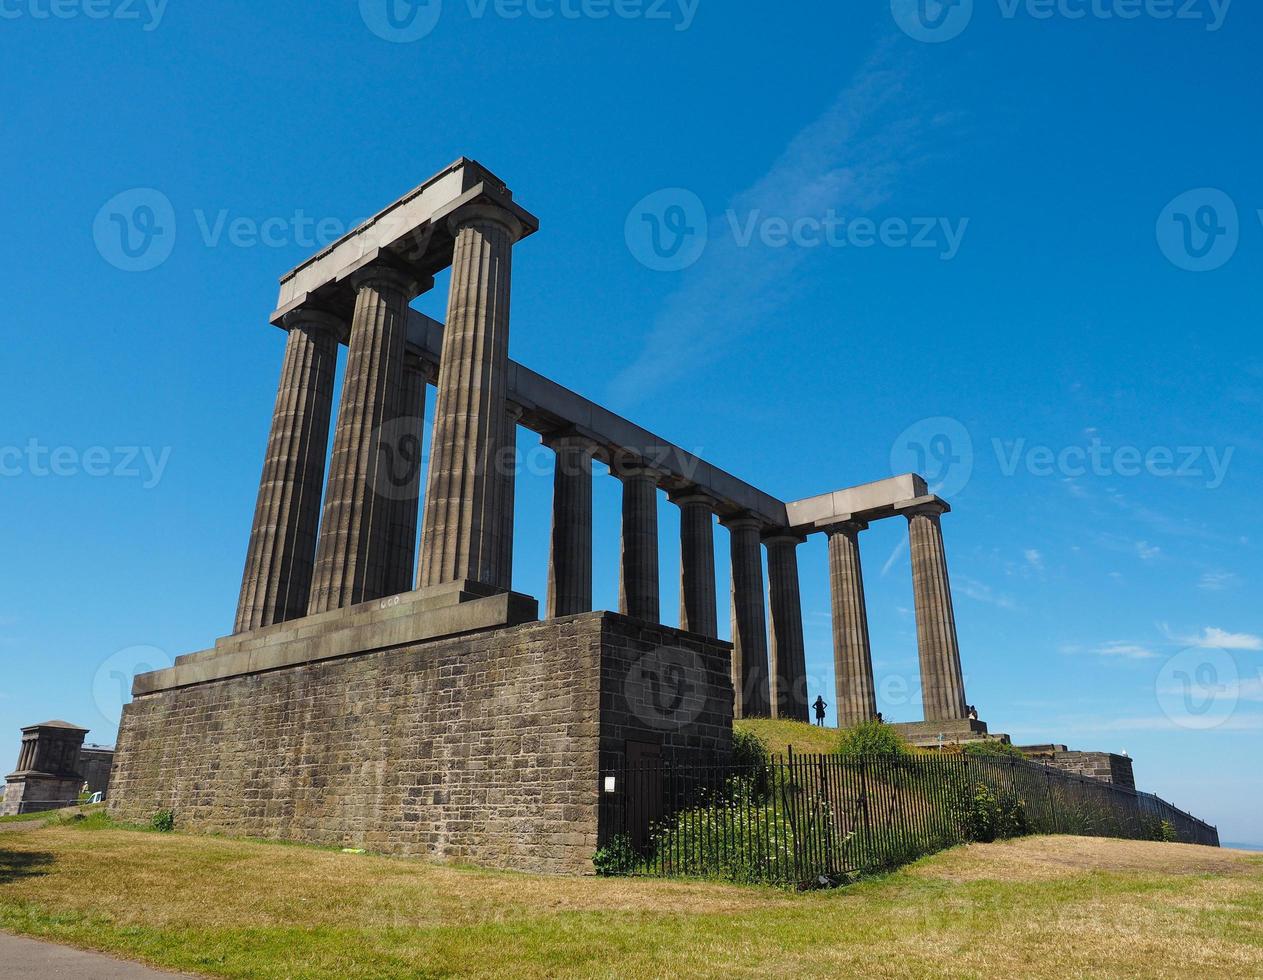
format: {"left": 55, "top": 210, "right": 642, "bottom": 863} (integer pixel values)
{"left": 109, "top": 612, "right": 733, "bottom": 875}
{"left": 1019, "top": 747, "right": 1137, "bottom": 790}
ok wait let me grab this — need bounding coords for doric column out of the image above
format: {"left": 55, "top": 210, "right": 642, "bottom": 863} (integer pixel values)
{"left": 723, "top": 514, "right": 771, "bottom": 719}
{"left": 617, "top": 464, "right": 661, "bottom": 623}
{"left": 382, "top": 354, "right": 431, "bottom": 597}
{"left": 498, "top": 402, "right": 524, "bottom": 591}
{"left": 826, "top": 521, "right": 877, "bottom": 727}
{"left": 234, "top": 307, "right": 343, "bottom": 633}
{"left": 418, "top": 204, "right": 523, "bottom": 592}
{"left": 765, "top": 532, "right": 808, "bottom": 722}
{"left": 545, "top": 433, "right": 595, "bottom": 618}
{"left": 308, "top": 264, "right": 424, "bottom": 614}
{"left": 906, "top": 499, "right": 968, "bottom": 721}
{"left": 673, "top": 491, "right": 718, "bottom": 638}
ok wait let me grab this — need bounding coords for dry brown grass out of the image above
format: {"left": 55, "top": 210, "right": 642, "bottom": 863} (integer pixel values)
{"left": 2, "top": 822, "right": 1261, "bottom": 979}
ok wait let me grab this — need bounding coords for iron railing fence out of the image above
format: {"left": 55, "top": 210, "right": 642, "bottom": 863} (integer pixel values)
{"left": 598, "top": 751, "right": 1219, "bottom": 888}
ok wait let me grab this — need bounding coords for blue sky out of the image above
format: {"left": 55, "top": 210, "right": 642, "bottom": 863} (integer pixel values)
{"left": 1, "top": 1, "right": 1260, "bottom": 844}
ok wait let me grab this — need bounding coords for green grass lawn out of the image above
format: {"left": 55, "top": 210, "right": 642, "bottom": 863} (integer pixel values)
{"left": 736, "top": 717, "right": 840, "bottom": 757}
{"left": 2, "top": 815, "right": 1260, "bottom": 978}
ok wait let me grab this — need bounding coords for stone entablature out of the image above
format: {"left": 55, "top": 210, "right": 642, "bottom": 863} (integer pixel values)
{"left": 112, "top": 614, "right": 733, "bottom": 875}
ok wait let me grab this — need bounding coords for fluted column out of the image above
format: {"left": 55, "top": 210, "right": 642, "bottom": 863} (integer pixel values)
{"left": 234, "top": 308, "right": 342, "bottom": 633}
{"left": 617, "top": 464, "right": 661, "bottom": 623}
{"left": 545, "top": 433, "right": 595, "bottom": 618}
{"left": 418, "top": 204, "right": 523, "bottom": 591}
{"left": 498, "top": 402, "right": 524, "bottom": 591}
{"left": 673, "top": 491, "right": 717, "bottom": 638}
{"left": 826, "top": 521, "right": 877, "bottom": 727}
{"left": 724, "top": 515, "right": 771, "bottom": 719}
{"left": 308, "top": 264, "right": 423, "bottom": 614}
{"left": 765, "top": 532, "right": 808, "bottom": 722}
{"left": 906, "top": 499, "right": 968, "bottom": 721}
{"left": 382, "top": 355, "right": 430, "bottom": 597}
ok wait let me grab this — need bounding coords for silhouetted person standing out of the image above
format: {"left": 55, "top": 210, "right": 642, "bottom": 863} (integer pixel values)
{"left": 813, "top": 695, "right": 827, "bottom": 726}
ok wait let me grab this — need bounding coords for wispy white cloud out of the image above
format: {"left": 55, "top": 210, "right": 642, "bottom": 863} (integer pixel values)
{"left": 1135, "top": 540, "right": 1161, "bottom": 561}
{"left": 608, "top": 43, "right": 948, "bottom": 405}
{"left": 956, "top": 576, "right": 1019, "bottom": 611}
{"left": 881, "top": 537, "right": 908, "bottom": 578}
{"left": 1023, "top": 548, "right": 1044, "bottom": 571}
{"left": 1095, "top": 641, "right": 1160, "bottom": 661}
{"left": 1161, "top": 624, "right": 1263, "bottom": 651}
{"left": 1198, "top": 570, "right": 1238, "bottom": 592}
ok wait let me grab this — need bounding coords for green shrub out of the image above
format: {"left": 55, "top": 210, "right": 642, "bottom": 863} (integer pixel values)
{"left": 836, "top": 721, "right": 911, "bottom": 760}
{"left": 592, "top": 834, "right": 640, "bottom": 876}
{"left": 150, "top": 809, "right": 175, "bottom": 833}
{"left": 956, "top": 783, "right": 1028, "bottom": 843}
{"left": 648, "top": 778, "right": 844, "bottom": 885}
{"left": 962, "top": 740, "right": 1026, "bottom": 760}
{"left": 731, "top": 727, "right": 774, "bottom": 799}
{"left": 1143, "top": 818, "right": 1179, "bottom": 843}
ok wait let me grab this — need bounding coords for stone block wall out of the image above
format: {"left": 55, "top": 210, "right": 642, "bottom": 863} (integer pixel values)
{"left": 109, "top": 611, "right": 732, "bottom": 875}
{"left": 1019, "top": 745, "right": 1136, "bottom": 790}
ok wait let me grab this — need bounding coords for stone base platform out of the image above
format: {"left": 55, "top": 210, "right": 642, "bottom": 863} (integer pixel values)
{"left": 109, "top": 601, "right": 734, "bottom": 875}
{"left": 1, "top": 774, "right": 83, "bottom": 816}
{"left": 891, "top": 718, "right": 1010, "bottom": 749}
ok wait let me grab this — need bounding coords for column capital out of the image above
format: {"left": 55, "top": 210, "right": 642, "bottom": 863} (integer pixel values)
{"left": 720, "top": 512, "right": 766, "bottom": 531}
{"left": 669, "top": 488, "right": 719, "bottom": 509}
{"left": 280, "top": 306, "right": 346, "bottom": 342}
{"left": 345, "top": 261, "right": 431, "bottom": 300}
{"left": 823, "top": 519, "right": 869, "bottom": 537}
{"left": 542, "top": 428, "right": 599, "bottom": 453}
{"left": 898, "top": 494, "right": 951, "bottom": 520}
{"left": 506, "top": 400, "right": 526, "bottom": 424}
{"left": 612, "top": 460, "right": 665, "bottom": 484}
{"left": 446, "top": 202, "right": 525, "bottom": 243}
{"left": 762, "top": 529, "right": 807, "bottom": 547}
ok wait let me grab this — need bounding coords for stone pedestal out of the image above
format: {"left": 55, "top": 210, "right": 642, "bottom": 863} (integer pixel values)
{"left": 546, "top": 434, "right": 595, "bottom": 618}
{"left": 906, "top": 500, "right": 967, "bottom": 722}
{"left": 617, "top": 466, "right": 661, "bottom": 623}
{"left": 234, "top": 309, "right": 342, "bottom": 633}
{"left": 419, "top": 205, "right": 523, "bottom": 592}
{"left": 110, "top": 614, "right": 733, "bottom": 876}
{"left": 309, "top": 265, "right": 425, "bottom": 614}
{"left": 673, "top": 492, "right": 718, "bottom": 639}
{"left": 826, "top": 521, "right": 877, "bottom": 727}
{"left": 724, "top": 515, "right": 770, "bottom": 718}
{"left": 765, "top": 533, "right": 808, "bottom": 722}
